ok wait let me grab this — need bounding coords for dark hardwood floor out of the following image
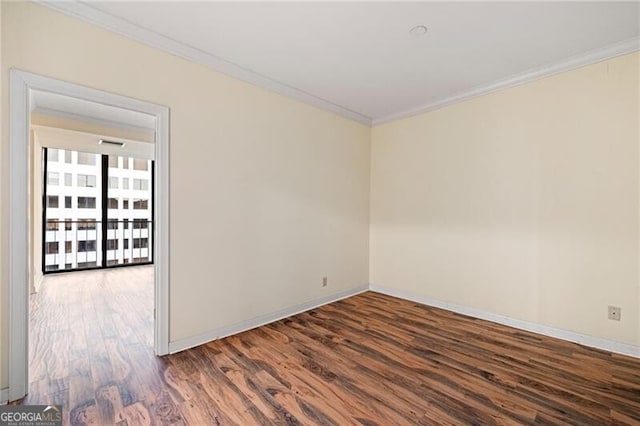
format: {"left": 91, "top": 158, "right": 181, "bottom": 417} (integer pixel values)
{"left": 19, "top": 269, "right": 640, "bottom": 425}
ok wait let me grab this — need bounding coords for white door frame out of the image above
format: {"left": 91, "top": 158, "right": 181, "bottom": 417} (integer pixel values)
{"left": 8, "top": 69, "right": 170, "bottom": 401}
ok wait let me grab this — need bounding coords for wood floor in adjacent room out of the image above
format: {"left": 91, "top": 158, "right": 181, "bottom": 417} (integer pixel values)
{"left": 21, "top": 269, "right": 640, "bottom": 425}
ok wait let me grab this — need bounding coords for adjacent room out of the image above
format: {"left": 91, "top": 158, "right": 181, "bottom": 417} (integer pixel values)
{"left": 1, "top": 1, "right": 639, "bottom": 425}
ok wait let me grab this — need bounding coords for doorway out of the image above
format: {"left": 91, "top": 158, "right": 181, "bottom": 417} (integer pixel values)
{"left": 8, "top": 70, "right": 170, "bottom": 402}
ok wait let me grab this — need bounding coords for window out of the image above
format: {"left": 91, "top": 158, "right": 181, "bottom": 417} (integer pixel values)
{"left": 107, "top": 219, "right": 119, "bottom": 230}
{"left": 77, "top": 174, "right": 96, "bottom": 188}
{"left": 47, "top": 196, "right": 59, "bottom": 208}
{"left": 46, "top": 220, "right": 58, "bottom": 231}
{"left": 77, "top": 240, "right": 97, "bottom": 252}
{"left": 65, "top": 263, "right": 72, "bottom": 269}
{"left": 107, "top": 239, "right": 119, "bottom": 250}
{"left": 124, "top": 239, "right": 129, "bottom": 250}
{"left": 77, "top": 152, "right": 97, "bottom": 165}
{"left": 64, "top": 150, "right": 72, "bottom": 163}
{"left": 77, "top": 261, "right": 97, "bottom": 268}
{"left": 78, "top": 219, "right": 96, "bottom": 230}
{"left": 47, "top": 172, "right": 59, "bottom": 186}
{"left": 123, "top": 199, "right": 129, "bottom": 209}
{"left": 64, "top": 173, "right": 72, "bottom": 186}
{"left": 133, "top": 219, "right": 149, "bottom": 229}
{"left": 109, "top": 156, "right": 119, "bottom": 168}
{"left": 133, "top": 159, "right": 148, "bottom": 171}
{"left": 108, "top": 198, "right": 118, "bottom": 209}
{"left": 133, "top": 238, "right": 149, "bottom": 249}
{"left": 133, "top": 178, "right": 149, "bottom": 191}
{"left": 45, "top": 265, "right": 59, "bottom": 272}
{"left": 65, "top": 196, "right": 72, "bottom": 209}
{"left": 48, "top": 148, "right": 59, "bottom": 162}
{"left": 45, "top": 242, "right": 59, "bottom": 254}
{"left": 77, "top": 197, "right": 96, "bottom": 209}
{"left": 122, "top": 178, "right": 129, "bottom": 190}
{"left": 65, "top": 241, "right": 72, "bottom": 253}
{"left": 108, "top": 177, "right": 119, "bottom": 189}
{"left": 133, "top": 199, "right": 148, "bottom": 210}
{"left": 123, "top": 218, "right": 129, "bottom": 229}
{"left": 133, "top": 256, "right": 148, "bottom": 263}
{"left": 107, "top": 259, "right": 120, "bottom": 266}
{"left": 65, "top": 219, "right": 72, "bottom": 231}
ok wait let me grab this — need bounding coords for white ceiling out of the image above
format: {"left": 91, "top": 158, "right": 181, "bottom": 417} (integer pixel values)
{"left": 31, "top": 89, "right": 156, "bottom": 132}
{"left": 42, "top": 2, "right": 639, "bottom": 125}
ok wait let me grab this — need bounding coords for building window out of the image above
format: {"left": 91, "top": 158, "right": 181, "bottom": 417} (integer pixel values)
{"left": 121, "top": 157, "right": 130, "bottom": 170}
{"left": 109, "top": 156, "right": 119, "bottom": 168}
{"left": 122, "top": 178, "right": 129, "bottom": 190}
{"left": 107, "top": 219, "right": 119, "bottom": 230}
{"left": 65, "top": 196, "right": 72, "bottom": 209}
{"left": 123, "top": 199, "right": 129, "bottom": 209}
{"left": 47, "top": 172, "right": 59, "bottom": 186}
{"left": 65, "top": 219, "right": 72, "bottom": 231}
{"left": 46, "top": 220, "right": 58, "bottom": 231}
{"left": 77, "top": 152, "right": 97, "bottom": 165}
{"left": 133, "top": 178, "right": 149, "bottom": 191}
{"left": 65, "top": 241, "right": 72, "bottom": 253}
{"left": 77, "top": 197, "right": 96, "bottom": 209}
{"left": 133, "top": 238, "right": 149, "bottom": 249}
{"left": 77, "top": 240, "right": 97, "bottom": 252}
{"left": 77, "top": 174, "right": 96, "bottom": 188}
{"left": 107, "top": 259, "right": 120, "bottom": 266}
{"left": 133, "top": 199, "right": 148, "bottom": 210}
{"left": 133, "top": 219, "right": 149, "bottom": 229}
{"left": 47, "top": 196, "right": 59, "bottom": 208}
{"left": 133, "top": 256, "right": 148, "bottom": 263}
{"left": 108, "top": 177, "right": 119, "bottom": 189}
{"left": 64, "top": 150, "right": 72, "bottom": 163}
{"left": 45, "top": 242, "right": 59, "bottom": 254}
{"left": 107, "top": 239, "right": 119, "bottom": 250}
{"left": 64, "top": 173, "right": 72, "bottom": 186}
{"left": 123, "top": 218, "right": 129, "bottom": 229}
{"left": 65, "top": 263, "right": 72, "bottom": 269}
{"left": 124, "top": 239, "right": 129, "bottom": 250}
{"left": 133, "top": 159, "right": 148, "bottom": 171}
{"left": 108, "top": 198, "right": 118, "bottom": 209}
{"left": 48, "top": 149, "right": 59, "bottom": 162}
{"left": 45, "top": 265, "right": 59, "bottom": 272}
{"left": 77, "top": 261, "right": 97, "bottom": 268}
{"left": 78, "top": 219, "right": 96, "bottom": 230}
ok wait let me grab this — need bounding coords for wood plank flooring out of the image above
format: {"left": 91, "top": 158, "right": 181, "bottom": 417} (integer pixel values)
{"left": 18, "top": 270, "right": 640, "bottom": 425}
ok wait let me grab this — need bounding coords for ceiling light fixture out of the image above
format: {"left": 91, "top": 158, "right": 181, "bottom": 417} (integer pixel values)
{"left": 409, "top": 25, "right": 428, "bottom": 37}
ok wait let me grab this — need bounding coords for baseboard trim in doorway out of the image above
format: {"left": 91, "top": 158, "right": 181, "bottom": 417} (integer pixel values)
{"left": 0, "top": 387, "right": 8, "bottom": 405}
{"left": 168, "top": 285, "right": 369, "bottom": 354}
{"left": 370, "top": 284, "right": 640, "bottom": 359}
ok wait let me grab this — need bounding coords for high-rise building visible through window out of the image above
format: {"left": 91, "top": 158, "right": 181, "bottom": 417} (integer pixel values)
{"left": 43, "top": 148, "right": 153, "bottom": 273}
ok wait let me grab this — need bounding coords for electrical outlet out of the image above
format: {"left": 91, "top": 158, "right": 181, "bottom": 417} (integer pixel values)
{"left": 608, "top": 306, "right": 621, "bottom": 321}
{"left": 322, "top": 277, "right": 328, "bottom": 287}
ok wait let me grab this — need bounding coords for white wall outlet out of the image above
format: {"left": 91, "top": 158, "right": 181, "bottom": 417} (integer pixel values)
{"left": 608, "top": 306, "right": 621, "bottom": 321}
{"left": 322, "top": 277, "right": 328, "bottom": 287}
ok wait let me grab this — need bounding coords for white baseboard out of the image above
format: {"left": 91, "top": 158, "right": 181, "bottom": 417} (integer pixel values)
{"left": 168, "top": 285, "right": 369, "bottom": 354}
{"left": 0, "top": 388, "right": 8, "bottom": 405}
{"left": 370, "top": 284, "right": 640, "bottom": 359}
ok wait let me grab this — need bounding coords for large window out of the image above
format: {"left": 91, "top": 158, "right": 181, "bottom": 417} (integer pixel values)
{"left": 43, "top": 148, "right": 154, "bottom": 273}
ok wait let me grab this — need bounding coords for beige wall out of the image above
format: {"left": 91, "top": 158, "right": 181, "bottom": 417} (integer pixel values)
{"left": 371, "top": 52, "right": 640, "bottom": 346}
{"left": 1, "top": 2, "right": 371, "bottom": 390}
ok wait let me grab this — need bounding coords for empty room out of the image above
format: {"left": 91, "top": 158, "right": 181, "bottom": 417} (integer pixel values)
{"left": 1, "top": 1, "right": 639, "bottom": 425}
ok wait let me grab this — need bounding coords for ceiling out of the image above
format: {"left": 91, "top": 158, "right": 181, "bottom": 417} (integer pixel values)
{"left": 42, "top": 2, "right": 639, "bottom": 125}
{"left": 31, "top": 90, "right": 156, "bottom": 132}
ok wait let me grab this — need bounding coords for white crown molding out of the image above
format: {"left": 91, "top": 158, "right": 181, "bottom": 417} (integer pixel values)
{"left": 34, "top": 1, "right": 372, "bottom": 126}
{"left": 370, "top": 284, "right": 640, "bottom": 359}
{"left": 33, "top": 3, "right": 640, "bottom": 128}
{"left": 169, "top": 285, "right": 369, "bottom": 354}
{"left": 373, "top": 36, "right": 640, "bottom": 126}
